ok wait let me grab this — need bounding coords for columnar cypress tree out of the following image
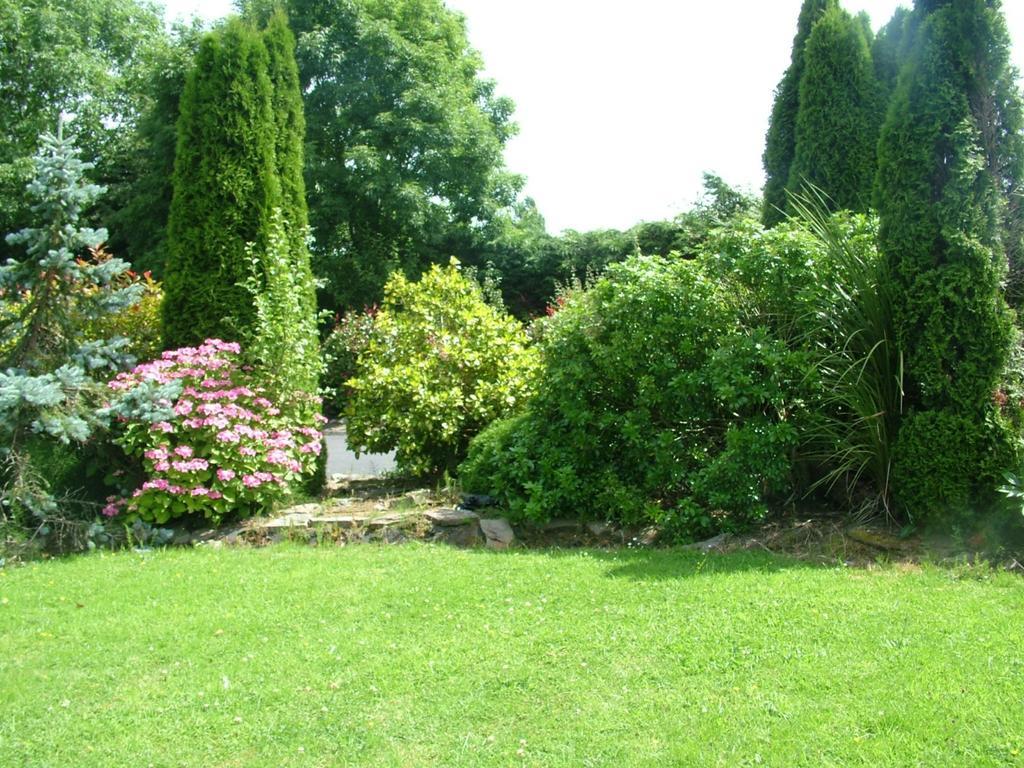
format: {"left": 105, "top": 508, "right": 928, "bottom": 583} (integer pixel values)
{"left": 162, "top": 18, "right": 281, "bottom": 349}
{"left": 762, "top": 0, "right": 835, "bottom": 227}
{"left": 261, "top": 9, "right": 320, "bottom": 395}
{"left": 787, "top": 6, "right": 881, "bottom": 213}
{"left": 263, "top": 10, "right": 310, "bottom": 275}
{"left": 872, "top": 7, "right": 915, "bottom": 103}
{"left": 877, "top": 0, "right": 1019, "bottom": 519}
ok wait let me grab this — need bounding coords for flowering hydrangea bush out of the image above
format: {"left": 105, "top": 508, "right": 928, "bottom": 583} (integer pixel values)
{"left": 106, "top": 339, "right": 325, "bottom": 524}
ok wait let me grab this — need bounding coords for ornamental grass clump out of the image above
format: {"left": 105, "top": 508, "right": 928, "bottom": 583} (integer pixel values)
{"left": 107, "top": 339, "right": 325, "bottom": 524}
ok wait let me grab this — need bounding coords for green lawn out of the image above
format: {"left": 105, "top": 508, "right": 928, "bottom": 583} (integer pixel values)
{"left": 1, "top": 545, "right": 1023, "bottom": 767}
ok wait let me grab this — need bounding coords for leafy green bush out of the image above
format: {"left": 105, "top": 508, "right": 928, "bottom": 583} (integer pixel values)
{"left": 81, "top": 264, "right": 163, "bottom": 365}
{"left": 321, "top": 307, "right": 376, "bottom": 417}
{"left": 346, "top": 260, "right": 538, "bottom": 476}
{"left": 703, "top": 204, "right": 904, "bottom": 519}
{"left": 460, "top": 255, "right": 803, "bottom": 539}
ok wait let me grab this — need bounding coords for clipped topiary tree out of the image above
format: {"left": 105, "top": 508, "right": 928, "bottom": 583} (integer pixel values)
{"left": 161, "top": 18, "right": 281, "bottom": 350}
{"left": 762, "top": 0, "right": 835, "bottom": 227}
{"left": 876, "top": 0, "right": 1020, "bottom": 520}
{"left": 787, "top": 5, "right": 881, "bottom": 214}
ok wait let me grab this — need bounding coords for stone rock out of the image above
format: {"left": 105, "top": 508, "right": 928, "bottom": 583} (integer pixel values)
{"left": 193, "top": 529, "right": 219, "bottom": 543}
{"left": 171, "top": 530, "right": 193, "bottom": 547}
{"left": 424, "top": 508, "right": 479, "bottom": 526}
{"left": 404, "top": 489, "right": 432, "bottom": 506}
{"left": 280, "top": 503, "right": 323, "bottom": 517}
{"left": 434, "top": 523, "right": 482, "bottom": 548}
{"left": 367, "top": 513, "right": 406, "bottom": 529}
{"left": 637, "top": 526, "right": 661, "bottom": 546}
{"left": 261, "top": 512, "right": 313, "bottom": 530}
{"left": 311, "top": 514, "right": 362, "bottom": 529}
{"left": 586, "top": 521, "right": 612, "bottom": 538}
{"left": 683, "top": 533, "right": 730, "bottom": 553}
{"left": 381, "top": 528, "right": 407, "bottom": 544}
{"left": 480, "top": 518, "right": 515, "bottom": 550}
{"left": 222, "top": 529, "right": 246, "bottom": 546}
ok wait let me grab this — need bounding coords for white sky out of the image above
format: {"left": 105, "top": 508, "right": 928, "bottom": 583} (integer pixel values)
{"left": 164, "top": 0, "right": 1024, "bottom": 234}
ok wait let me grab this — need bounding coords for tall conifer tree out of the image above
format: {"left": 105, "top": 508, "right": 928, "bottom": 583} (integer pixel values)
{"left": 876, "top": 0, "right": 1020, "bottom": 518}
{"left": 262, "top": 9, "right": 319, "bottom": 391}
{"left": 162, "top": 18, "right": 281, "bottom": 349}
{"left": 787, "top": 6, "right": 881, "bottom": 213}
{"left": 762, "top": 0, "right": 835, "bottom": 226}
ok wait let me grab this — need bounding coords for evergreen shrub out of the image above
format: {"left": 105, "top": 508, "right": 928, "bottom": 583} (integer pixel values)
{"left": 460, "top": 256, "right": 803, "bottom": 539}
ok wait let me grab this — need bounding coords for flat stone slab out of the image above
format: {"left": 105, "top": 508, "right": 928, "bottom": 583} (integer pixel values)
{"left": 424, "top": 508, "right": 479, "bottom": 526}
{"left": 261, "top": 513, "right": 313, "bottom": 529}
{"left": 480, "top": 518, "right": 515, "bottom": 549}
{"left": 310, "top": 514, "right": 362, "bottom": 528}
{"left": 366, "top": 513, "right": 407, "bottom": 529}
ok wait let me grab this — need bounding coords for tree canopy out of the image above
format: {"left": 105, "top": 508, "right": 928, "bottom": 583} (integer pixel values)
{"left": 0, "top": 0, "right": 166, "bottom": 262}
{"left": 242, "top": 0, "right": 523, "bottom": 312}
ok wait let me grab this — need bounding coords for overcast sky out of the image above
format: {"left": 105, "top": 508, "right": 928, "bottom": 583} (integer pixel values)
{"left": 164, "top": 0, "right": 1024, "bottom": 234}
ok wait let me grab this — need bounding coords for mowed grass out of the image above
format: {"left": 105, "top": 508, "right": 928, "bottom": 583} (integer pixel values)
{"left": 2, "top": 545, "right": 1023, "bottom": 767}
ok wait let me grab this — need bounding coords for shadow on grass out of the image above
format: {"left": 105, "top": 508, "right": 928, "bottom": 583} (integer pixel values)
{"left": 456, "top": 544, "right": 821, "bottom": 582}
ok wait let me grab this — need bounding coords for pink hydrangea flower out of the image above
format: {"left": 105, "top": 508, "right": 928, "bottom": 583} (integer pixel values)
{"left": 217, "top": 468, "right": 236, "bottom": 482}
{"left": 174, "top": 445, "right": 194, "bottom": 458}
{"left": 172, "top": 458, "right": 209, "bottom": 473}
{"left": 151, "top": 421, "right": 174, "bottom": 433}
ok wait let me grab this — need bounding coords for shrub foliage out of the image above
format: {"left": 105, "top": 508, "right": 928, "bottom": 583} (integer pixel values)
{"left": 347, "top": 261, "right": 538, "bottom": 476}
{"left": 461, "top": 256, "right": 802, "bottom": 539}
